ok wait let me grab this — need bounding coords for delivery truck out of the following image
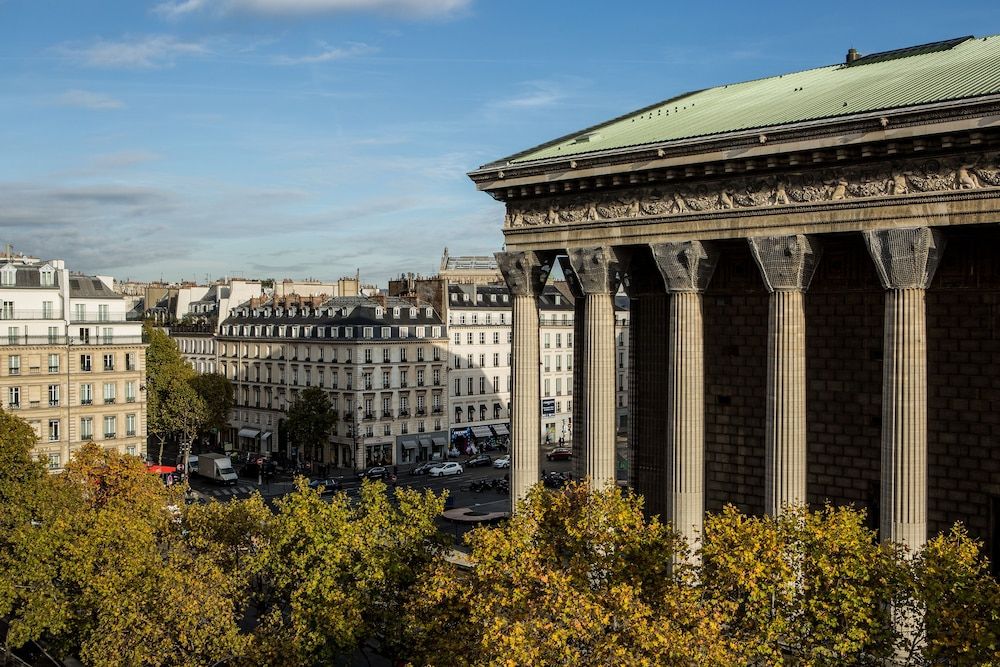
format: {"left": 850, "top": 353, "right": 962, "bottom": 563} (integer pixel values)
{"left": 198, "top": 453, "right": 239, "bottom": 485}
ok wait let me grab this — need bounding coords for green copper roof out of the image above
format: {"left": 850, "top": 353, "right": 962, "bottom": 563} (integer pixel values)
{"left": 501, "top": 35, "right": 1000, "bottom": 165}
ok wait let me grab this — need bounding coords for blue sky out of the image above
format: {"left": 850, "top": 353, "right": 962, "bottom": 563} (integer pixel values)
{"left": 2, "top": 1, "right": 997, "bottom": 284}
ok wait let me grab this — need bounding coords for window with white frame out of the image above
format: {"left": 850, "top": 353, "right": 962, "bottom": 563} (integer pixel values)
{"left": 103, "top": 415, "right": 116, "bottom": 438}
{"left": 80, "top": 417, "right": 93, "bottom": 440}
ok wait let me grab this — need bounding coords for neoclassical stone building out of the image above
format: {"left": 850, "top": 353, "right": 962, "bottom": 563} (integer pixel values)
{"left": 472, "top": 35, "right": 1000, "bottom": 559}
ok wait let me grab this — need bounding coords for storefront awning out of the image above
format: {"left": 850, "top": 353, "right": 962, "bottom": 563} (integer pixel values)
{"left": 471, "top": 426, "right": 493, "bottom": 439}
{"left": 261, "top": 431, "right": 273, "bottom": 441}
{"left": 491, "top": 424, "right": 510, "bottom": 437}
{"left": 419, "top": 436, "right": 433, "bottom": 447}
{"left": 238, "top": 427, "right": 261, "bottom": 438}
{"left": 400, "top": 437, "right": 419, "bottom": 450}
{"left": 431, "top": 435, "right": 447, "bottom": 448}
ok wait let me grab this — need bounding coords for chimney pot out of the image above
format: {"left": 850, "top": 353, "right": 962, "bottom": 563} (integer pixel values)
{"left": 846, "top": 47, "right": 860, "bottom": 64}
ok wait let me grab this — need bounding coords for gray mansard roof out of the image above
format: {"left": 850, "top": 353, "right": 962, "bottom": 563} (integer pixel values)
{"left": 221, "top": 296, "right": 445, "bottom": 341}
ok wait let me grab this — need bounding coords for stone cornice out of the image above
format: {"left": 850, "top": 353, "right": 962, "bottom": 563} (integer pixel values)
{"left": 471, "top": 98, "right": 1000, "bottom": 198}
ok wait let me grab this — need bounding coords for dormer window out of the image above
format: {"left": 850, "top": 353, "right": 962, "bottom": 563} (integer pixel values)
{"left": 477, "top": 293, "right": 483, "bottom": 302}
{"left": 409, "top": 307, "right": 417, "bottom": 318}
{"left": 450, "top": 293, "right": 457, "bottom": 302}
{"left": 39, "top": 265, "right": 55, "bottom": 287}
{"left": 0, "top": 265, "right": 15, "bottom": 287}
{"left": 381, "top": 326, "right": 391, "bottom": 338}
{"left": 490, "top": 294, "right": 497, "bottom": 303}
{"left": 393, "top": 307, "right": 400, "bottom": 317}
{"left": 375, "top": 307, "right": 384, "bottom": 318}
{"left": 425, "top": 307, "right": 433, "bottom": 317}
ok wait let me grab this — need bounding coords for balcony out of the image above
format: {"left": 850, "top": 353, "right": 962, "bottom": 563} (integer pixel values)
{"left": 398, "top": 409, "right": 409, "bottom": 417}
{"left": 126, "top": 396, "right": 136, "bottom": 403}
{"left": 344, "top": 412, "right": 354, "bottom": 422}
{"left": 1, "top": 309, "right": 64, "bottom": 320}
{"left": 48, "top": 366, "right": 59, "bottom": 373}
{"left": 104, "top": 432, "right": 116, "bottom": 439}
{"left": 432, "top": 406, "right": 442, "bottom": 414}
{"left": 104, "top": 398, "right": 116, "bottom": 405}
{"left": 8, "top": 368, "right": 19, "bottom": 375}
{"left": 416, "top": 408, "right": 426, "bottom": 416}
{"left": 363, "top": 412, "right": 375, "bottom": 421}
{"left": 49, "top": 400, "right": 59, "bottom": 407}
{"left": 417, "top": 381, "right": 425, "bottom": 387}
{"left": 80, "top": 399, "right": 93, "bottom": 405}
{"left": 126, "top": 430, "right": 136, "bottom": 437}
{"left": 381, "top": 411, "right": 393, "bottom": 420}
{"left": 8, "top": 403, "right": 19, "bottom": 410}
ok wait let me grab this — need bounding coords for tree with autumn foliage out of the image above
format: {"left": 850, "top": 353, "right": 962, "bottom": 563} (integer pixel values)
{"left": 407, "top": 483, "right": 1000, "bottom": 667}
{"left": 249, "top": 479, "right": 448, "bottom": 666}
{"left": 406, "top": 482, "right": 730, "bottom": 666}
{"left": 0, "top": 431, "right": 249, "bottom": 666}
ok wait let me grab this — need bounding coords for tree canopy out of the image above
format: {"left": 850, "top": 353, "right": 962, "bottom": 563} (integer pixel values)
{"left": 189, "top": 372, "right": 235, "bottom": 436}
{"left": 1, "top": 406, "right": 996, "bottom": 667}
{"left": 284, "top": 386, "right": 337, "bottom": 462}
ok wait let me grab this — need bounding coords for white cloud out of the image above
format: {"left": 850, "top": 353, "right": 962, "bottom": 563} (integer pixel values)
{"left": 57, "top": 35, "right": 208, "bottom": 69}
{"left": 53, "top": 89, "right": 124, "bottom": 110}
{"left": 496, "top": 80, "right": 566, "bottom": 110}
{"left": 155, "top": 0, "right": 471, "bottom": 19}
{"left": 274, "top": 42, "right": 376, "bottom": 65}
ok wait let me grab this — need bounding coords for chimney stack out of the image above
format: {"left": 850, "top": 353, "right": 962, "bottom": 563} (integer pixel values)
{"left": 846, "top": 47, "right": 860, "bottom": 64}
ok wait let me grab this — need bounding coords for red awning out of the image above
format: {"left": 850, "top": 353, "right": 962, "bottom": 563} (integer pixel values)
{"left": 146, "top": 465, "right": 176, "bottom": 474}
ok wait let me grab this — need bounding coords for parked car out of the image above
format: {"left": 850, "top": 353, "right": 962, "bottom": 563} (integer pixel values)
{"left": 308, "top": 477, "right": 341, "bottom": 494}
{"left": 546, "top": 447, "right": 572, "bottom": 461}
{"left": 411, "top": 461, "right": 439, "bottom": 475}
{"left": 360, "top": 466, "right": 388, "bottom": 481}
{"left": 429, "top": 462, "right": 464, "bottom": 477}
{"left": 465, "top": 453, "right": 493, "bottom": 467}
{"left": 542, "top": 471, "right": 571, "bottom": 488}
{"left": 493, "top": 455, "right": 511, "bottom": 469}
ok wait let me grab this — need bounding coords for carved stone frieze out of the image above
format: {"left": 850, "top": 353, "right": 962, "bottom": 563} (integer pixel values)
{"left": 502, "top": 153, "right": 1000, "bottom": 229}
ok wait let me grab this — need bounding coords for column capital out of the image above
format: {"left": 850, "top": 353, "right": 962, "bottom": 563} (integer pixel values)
{"left": 650, "top": 240, "right": 719, "bottom": 293}
{"left": 496, "top": 250, "right": 551, "bottom": 297}
{"left": 864, "top": 227, "right": 946, "bottom": 290}
{"left": 563, "top": 247, "right": 621, "bottom": 295}
{"left": 748, "top": 234, "right": 822, "bottom": 292}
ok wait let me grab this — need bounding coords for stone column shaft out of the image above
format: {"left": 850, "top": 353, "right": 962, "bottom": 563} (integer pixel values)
{"left": 666, "top": 291, "right": 705, "bottom": 542}
{"left": 497, "top": 251, "right": 550, "bottom": 511}
{"left": 563, "top": 248, "right": 620, "bottom": 490}
{"left": 511, "top": 292, "right": 541, "bottom": 506}
{"left": 749, "top": 234, "right": 821, "bottom": 515}
{"left": 764, "top": 290, "right": 807, "bottom": 513}
{"left": 880, "top": 287, "right": 928, "bottom": 548}
{"left": 582, "top": 292, "right": 616, "bottom": 487}
{"left": 865, "top": 227, "right": 944, "bottom": 552}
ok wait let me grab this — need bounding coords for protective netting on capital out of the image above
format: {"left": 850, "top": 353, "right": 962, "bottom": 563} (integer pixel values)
{"left": 651, "top": 241, "right": 718, "bottom": 292}
{"left": 865, "top": 227, "right": 945, "bottom": 290}
{"left": 749, "top": 234, "right": 821, "bottom": 291}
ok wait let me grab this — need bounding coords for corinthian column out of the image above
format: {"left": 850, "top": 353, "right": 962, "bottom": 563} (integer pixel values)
{"left": 562, "top": 248, "right": 621, "bottom": 490}
{"left": 864, "top": 227, "right": 945, "bottom": 552}
{"left": 497, "top": 250, "right": 551, "bottom": 511}
{"left": 650, "top": 241, "right": 718, "bottom": 553}
{"left": 748, "top": 234, "right": 822, "bottom": 516}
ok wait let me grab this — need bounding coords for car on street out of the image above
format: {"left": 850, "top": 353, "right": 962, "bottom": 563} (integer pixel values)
{"left": 493, "top": 455, "right": 510, "bottom": 469}
{"left": 542, "top": 471, "right": 572, "bottom": 488}
{"left": 308, "top": 477, "right": 342, "bottom": 494}
{"left": 546, "top": 447, "right": 572, "bottom": 461}
{"left": 465, "top": 453, "right": 493, "bottom": 467}
{"left": 411, "top": 461, "right": 438, "bottom": 475}
{"left": 359, "top": 466, "right": 389, "bottom": 481}
{"left": 429, "top": 462, "right": 464, "bottom": 477}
